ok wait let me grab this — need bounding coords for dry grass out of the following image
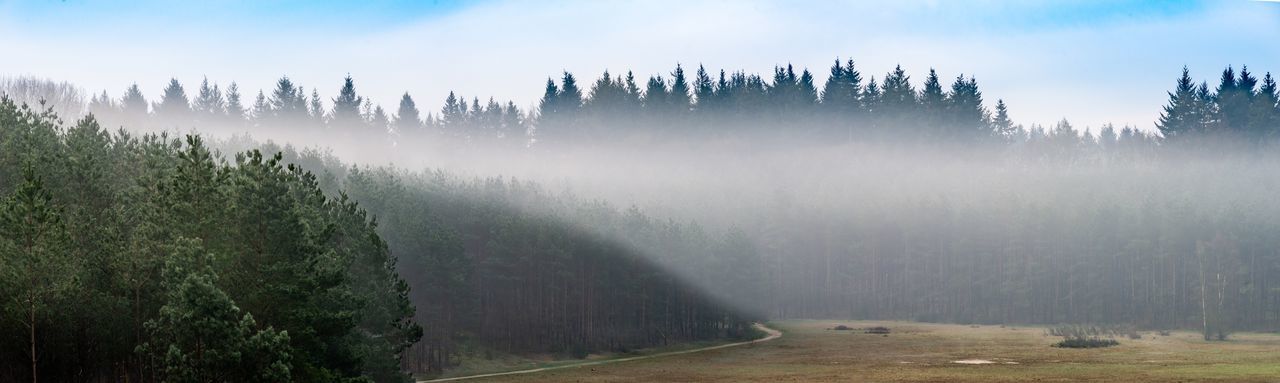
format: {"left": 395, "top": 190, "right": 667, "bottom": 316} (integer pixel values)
{"left": 473, "top": 320, "right": 1280, "bottom": 382}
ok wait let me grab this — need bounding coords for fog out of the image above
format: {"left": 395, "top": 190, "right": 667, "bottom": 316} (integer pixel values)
{"left": 4, "top": 62, "right": 1280, "bottom": 379}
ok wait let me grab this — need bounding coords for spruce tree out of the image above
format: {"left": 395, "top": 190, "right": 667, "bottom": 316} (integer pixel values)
{"left": 1257, "top": 73, "right": 1280, "bottom": 139}
{"left": 394, "top": 93, "right": 422, "bottom": 135}
{"left": 1214, "top": 66, "right": 1244, "bottom": 134}
{"left": 946, "top": 75, "right": 988, "bottom": 141}
{"left": 992, "top": 99, "right": 1013, "bottom": 138}
{"left": 535, "top": 79, "right": 559, "bottom": 139}
{"left": 1156, "top": 67, "right": 1200, "bottom": 140}
{"left": 155, "top": 78, "right": 192, "bottom": 123}
{"left": 120, "top": 83, "right": 149, "bottom": 126}
{"left": 693, "top": 65, "right": 716, "bottom": 114}
{"left": 331, "top": 75, "right": 364, "bottom": 129}
{"left": 668, "top": 64, "right": 692, "bottom": 115}
{"left": 267, "top": 76, "right": 307, "bottom": 124}
{"left": 308, "top": 88, "right": 324, "bottom": 125}
{"left": 918, "top": 69, "right": 946, "bottom": 136}
{"left": 192, "top": 77, "right": 225, "bottom": 121}
{"left": 225, "top": 82, "right": 246, "bottom": 125}
{"left": 879, "top": 65, "right": 917, "bottom": 134}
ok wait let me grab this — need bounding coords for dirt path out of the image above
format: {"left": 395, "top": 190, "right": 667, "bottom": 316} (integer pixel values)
{"left": 418, "top": 323, "right": 782, "bottom": 382}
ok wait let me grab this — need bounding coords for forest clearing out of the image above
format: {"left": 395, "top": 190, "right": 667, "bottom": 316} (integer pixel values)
{"left": 474, "top": 320, "right": 1280, "bottom": 382}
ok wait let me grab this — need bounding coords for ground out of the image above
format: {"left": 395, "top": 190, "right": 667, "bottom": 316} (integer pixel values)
{"left": 463, "top": 320, "right": 1280, "bottom": 382}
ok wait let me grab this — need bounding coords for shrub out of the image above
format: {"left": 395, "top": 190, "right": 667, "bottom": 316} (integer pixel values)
{"left": 1054, "top": 338, "right": 1119, "bottom": 348}
{"left": 865, "top": 326, "right": 891, "bottom": 334}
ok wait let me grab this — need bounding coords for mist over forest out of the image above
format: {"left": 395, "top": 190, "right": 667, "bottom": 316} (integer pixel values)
{"left": 3, "top": 51, "right": 1280, "bottom": 383}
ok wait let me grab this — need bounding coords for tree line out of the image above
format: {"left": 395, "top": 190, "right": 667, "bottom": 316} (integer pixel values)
{"left": 71, "top": 61, "right": 1279, "bottom": 148}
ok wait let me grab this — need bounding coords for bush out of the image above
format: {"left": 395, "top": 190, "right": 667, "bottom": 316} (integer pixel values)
{"left": 1054, "top": 338, "right": 1119, "bottom": 348}
{"left": 1047, "top": 324, "right": 1123, "bottom": 348}
{"left": 865, "top": 326, "right": 891, "bottom": 334}
{"left": 831, "top": 325, "right": 853, "bottom": 331}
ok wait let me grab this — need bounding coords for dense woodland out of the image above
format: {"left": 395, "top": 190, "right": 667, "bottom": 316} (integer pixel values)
{"left": 2, "top": 59, "right": 1280, "bottom": 381}
{"left": 0, "top": 100, "right": 752, "bottom": 382}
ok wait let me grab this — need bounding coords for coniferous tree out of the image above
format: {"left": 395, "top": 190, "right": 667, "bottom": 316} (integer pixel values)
{"left": 225, "top": 82, "right": 246, "bottom": 126}
{"left": 155, "top": 79, "right": 192, "bottom": 124}
{"left": 642, "top": 75, "right": 667, "bottom": 112}
{"left": 535, "top": 79, "right": 559, "bottom": 140}
{"left": 393, "top": 93, "right": 422, "bottom": 136}
{"left": 1257, "top": 73, "right": 1280, "bottom": 139}
{"left": 1156, "top": 67, "right": 1201, "bottom": 140}
{"left": 266, "top": 77, "right": 307, "bottom": 126}
{"left": 918, "top": 69, "right": 946, "bottom": 137}
{"left": 693, "top": 65, "right": 716, "bottom": 115}
{"left": 332, "top": 75, "right": 364, "bottom": 130}
{"left": 308, "top": 89, "right": 324, "bottom": 125}
{"left": 0, "top": 167, "right": 76, "bottom": 383}
{"left": 1214, "top": 66, "right": 1244, "bottom": 135}
{"left": 945, "top": 75, "right": 989, "bottom": 141}
{"left": 121, "top": 83, "right": 149, "bottom": 125}
{"left": 251, "top": 91, "right": 270, "bottom": 123}
{"left": 558, "top": 72, "right": 583, "bottom": 123}
{"left": 820, "top": 59, "right": 863, "bottom": 119}
{"left": 992, "top": 99, "right": 1014, "bottom": 139}
{"left": 192, "top": 77, "right": 225, "bottom": 123}
{"left": 141, "top": 240, "right": 291, "bottom": 383}
{"left": 668, "top": 64, "right": 692, "bottom": 116}
{"left": 879, "top": 65, "right": 917, "bottom": 135}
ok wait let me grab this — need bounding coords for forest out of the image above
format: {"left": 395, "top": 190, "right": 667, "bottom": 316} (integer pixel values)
{"left": 2, "top": 58, "right": 1280, "bottom": 382}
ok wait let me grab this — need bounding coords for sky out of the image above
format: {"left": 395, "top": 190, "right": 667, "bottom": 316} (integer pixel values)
{"left": 0, "top": 0, "right": 1277, "bottom": 131}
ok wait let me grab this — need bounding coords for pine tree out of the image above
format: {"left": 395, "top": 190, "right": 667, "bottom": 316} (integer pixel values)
{"left": 267, "top": 76, "right": 307, "bottom": 124}
{"left": 1156, "top": 67, "right": 1200, "bottom": 140}
{"left": 918, "top": 69, "right": 946, "bottom": 136}
{"left": 141, "top": 241, "right": 291, "bottom": 383}
{"left": 643, "top": 75, "right": 668, "bottom": 112}
{"left": 332, "top": 75, "right": 364, "bottom": 129}
{"left": 535, "top": 79, "right": 559, "bottom": 139}
{"left": 225, "top": 82, "right": 246, "bottom": 125}
{"left": 946, "top": 75, "right": 989, "bottom": 141}
{"left": 155, "top": 78, "right": 192, "bottom": 124}
{"left": 992, "top": 99, "right": 1014, "bottom": 138}
{"left": 370, "top": 105, "right": 390, "bottom": 135}
{"left": 443, "top": 91, "right": 467, "bottom": 132}
{"left": 669, "top": 64, "right": 692, "bottom": 115}
{"left": 0, "top": 167, "right": 76, "bottom": 383}
{"left": 820, "top": 59, "right": 863, "bottom": 118}
{"left": 308, "top": 88, "right": 324, "bottom": 125}
{"left": 121, "top": 83, "right": 149, "bottom": 125}
{"left": 192, "top": 77, "right": 225, "bottom": 122}
{"left": 558, "top": 72, "right": 583, "bottom": 116}
{"left": 251, "top": 91, "right": 270, "bottom": 123}
{"left": 693, "top": 65, "right": 716, "bottom": 114}
{"left": 879, "top": 65, "right": 917, "bottom": 134}
{"left": 394, "top": 93, "right": 422, "bottom": 135}
{"left": 1214, "top": 66, "right": 1244, "bottom": 134}
{"left": 1257, "top": 73, "right": 1280, "bottom": 139}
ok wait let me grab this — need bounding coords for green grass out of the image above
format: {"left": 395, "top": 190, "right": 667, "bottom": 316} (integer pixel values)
{"left": 467, "top": 320, "right": 1280, "bottom": 382}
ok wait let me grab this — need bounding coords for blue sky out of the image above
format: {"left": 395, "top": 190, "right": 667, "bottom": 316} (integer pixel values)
{"left": 1, "top": 0, "right": 1277, "bottom": 130}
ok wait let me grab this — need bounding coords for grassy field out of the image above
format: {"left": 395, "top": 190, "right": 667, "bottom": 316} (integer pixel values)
{"left": 469, "top": 320, "right": 1280, "bottom": 382}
